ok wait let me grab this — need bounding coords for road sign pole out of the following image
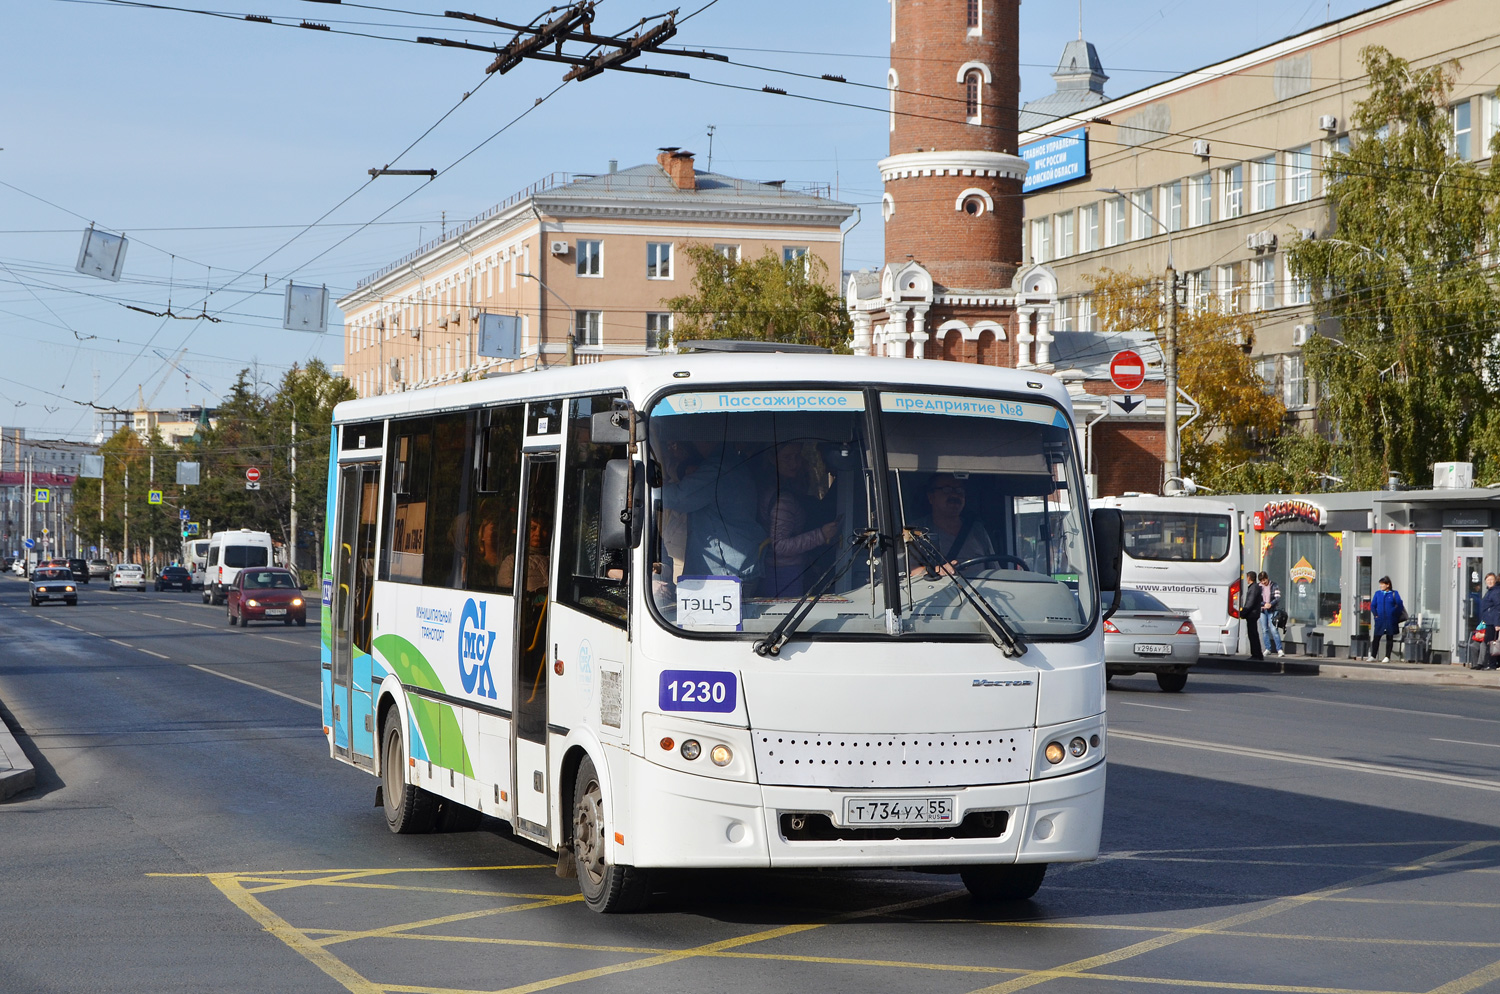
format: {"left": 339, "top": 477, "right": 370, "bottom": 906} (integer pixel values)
{"left": 1164, "top": 264, "right": 1180, "bottom": 491}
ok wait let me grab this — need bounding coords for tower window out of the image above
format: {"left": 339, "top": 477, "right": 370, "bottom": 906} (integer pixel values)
{"left": 967, "top": 0, "right": 980, "bottom": 31}
{"left": 965, "top": 71, "right": 981, "bottom": 124}
{"left": 963, "top": 197, "right": 984, "bottom": 216}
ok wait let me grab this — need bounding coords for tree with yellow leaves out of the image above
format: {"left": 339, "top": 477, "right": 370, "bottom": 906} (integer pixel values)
{"left": 1083, "top": 268, "right": 1286, "bottom": 488}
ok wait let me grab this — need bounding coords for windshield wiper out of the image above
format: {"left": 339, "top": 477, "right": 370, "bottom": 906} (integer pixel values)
{"left": 905, "top": 528, "right": 1028, "bottom": 658}
{"left": 754, "top": 529, "right": 886, "bottom": 658}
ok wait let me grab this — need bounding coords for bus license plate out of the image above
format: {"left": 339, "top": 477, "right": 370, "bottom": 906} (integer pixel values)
{"left": 1134, "top": 643, "right": 1172, "bottom": 655}
{"left": 844, "top": 797, "right": 954, "bottom": 826}
{"left": 266, "top": 608, "right": 287, "bottom": 616}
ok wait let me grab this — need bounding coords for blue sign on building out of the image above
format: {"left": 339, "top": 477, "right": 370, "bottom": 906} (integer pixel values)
{"left": 1020, "top": 127, "right": 1089, "bottom": 193}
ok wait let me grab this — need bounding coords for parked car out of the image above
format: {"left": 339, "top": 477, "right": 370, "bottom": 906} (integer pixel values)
{"left": 155, "top": 565, "right": 193, "bottom": 592}
{"left": 66, "top": 558, "right": 90, "bottom": 583}
{"left": 1104, "top": 588, "right": 1201, "bottom": 693}
{"left": 29, "top": 567, "right": 78, "bottom": 607}
{"left": 109, "top": 563, "right": 147, "bottom": 591}
{"left": 226, "top": 567, "right": 307, "bottom": 627}
{"left": 87, "top": 559, "right": 112, "bottom": 578}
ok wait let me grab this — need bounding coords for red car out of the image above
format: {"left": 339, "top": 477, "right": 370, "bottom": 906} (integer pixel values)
{"left": 226, "top": 567, "right": 308, "bottom": 627}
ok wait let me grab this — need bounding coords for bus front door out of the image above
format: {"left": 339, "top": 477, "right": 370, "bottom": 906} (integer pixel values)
{"left": 512, "top": 453, "right": 558, "bottom": 843}
{"left": 331, "top": 462, "right": 380, "bottom": 768}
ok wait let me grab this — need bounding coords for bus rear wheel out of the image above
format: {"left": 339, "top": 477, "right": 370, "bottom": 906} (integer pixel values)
{"left": 571, "top": 756, "right": 650, "bottom": 913}
{"left": 381, "top": 720, "right": 437, "bottom": 834}
{"left": 961, "top": 863, "right": 1047, "bottom": 903}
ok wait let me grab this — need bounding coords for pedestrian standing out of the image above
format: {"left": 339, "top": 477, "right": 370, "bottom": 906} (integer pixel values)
{"left": 1241, "top": 569, "right": 1265, "bottom": 661}
{"left": 1258, "top": 571, "right": 1284, "bottom": 658}
{"left": 1367, "top": 576, "right": 1405, "bottom": 663}
{"left": 1480, "top": 572, "right": 1500, "bottom": 670}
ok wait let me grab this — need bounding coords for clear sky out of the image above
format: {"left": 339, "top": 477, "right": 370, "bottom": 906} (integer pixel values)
{"left": 1, "top": 0, "right": 1377, "bottom": 440}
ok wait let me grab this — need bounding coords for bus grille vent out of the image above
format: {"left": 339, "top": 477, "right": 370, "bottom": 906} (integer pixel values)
{"left": 751, "top": 729, "right": 1032, "bottom": 788}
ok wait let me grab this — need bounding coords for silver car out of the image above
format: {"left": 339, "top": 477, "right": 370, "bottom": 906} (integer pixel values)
{"left": 110, "top": 563, "right": 147, "bottom": 591}
{"left": 1104, "top": 588, "right": 1200, "bottom": 692}
{"left": 29, "top": 567, "right": 78, "bottom": 607}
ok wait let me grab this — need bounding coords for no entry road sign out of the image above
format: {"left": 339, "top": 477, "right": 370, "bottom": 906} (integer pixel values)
{"left": 1109, "top": 350, "right": 1147, "bottom": 392}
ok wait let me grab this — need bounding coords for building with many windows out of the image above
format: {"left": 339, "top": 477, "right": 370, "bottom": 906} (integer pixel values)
{"left": 339, "top": 151, "right": 855, "bottom": 395}
{"left": 1019, "top": 0, "right": 1500, "bottom": 424}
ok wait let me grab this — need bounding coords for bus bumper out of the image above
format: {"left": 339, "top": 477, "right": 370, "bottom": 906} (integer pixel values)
{"left": 624, "top": 754, "right": 1104, "bottom": 870}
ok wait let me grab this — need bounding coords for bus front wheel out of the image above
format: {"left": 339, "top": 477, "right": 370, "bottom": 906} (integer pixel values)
{"left": 381, "top": 721, "right": 437, "bottom": 834}
{"left": 571, "top": 756, "right": 650, "bottom": 913}
{"left": 961, "top": 863, "right": 1047, "bottom": 903}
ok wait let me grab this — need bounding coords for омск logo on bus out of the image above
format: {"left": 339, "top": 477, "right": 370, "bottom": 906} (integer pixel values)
{"left": 458, "top": 598, "right": 499, "bottom": 699}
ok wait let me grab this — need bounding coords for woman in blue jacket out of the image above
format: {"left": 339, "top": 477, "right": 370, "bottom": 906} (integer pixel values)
{"left": 1367, "top": 576, "right": 1405, "bottom": 663}
{"left": 1479, "top": 572, "right": 1500, "bottom": 669}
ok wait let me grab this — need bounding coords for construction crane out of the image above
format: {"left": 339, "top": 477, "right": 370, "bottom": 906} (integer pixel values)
{"left": 137, "top": 346, "right": 190, "bottom": 413}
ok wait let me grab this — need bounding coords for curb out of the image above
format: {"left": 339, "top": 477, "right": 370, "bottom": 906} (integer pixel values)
{"left": 0, "top": 708, "right": 36, "bottom": 801}
{"left": 1200, "top": 654, "right": 1500, "bottom": 689}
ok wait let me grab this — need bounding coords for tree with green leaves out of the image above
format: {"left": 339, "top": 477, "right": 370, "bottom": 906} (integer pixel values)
{"left": 662, "top": 244, "right": 851, "bottom": 350}
{"left": 1083, "top": 268, "right": 1286, "bottom": 489}
{"left": 1286, "top": 46, "right": 1500, "bottom": 489}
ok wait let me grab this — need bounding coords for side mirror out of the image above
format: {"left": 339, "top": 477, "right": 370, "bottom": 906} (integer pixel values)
{"left": 600, "top": 459, "right": 644, "bottom": 551}
{"left": 591, "top": 409, "right": 632, "bottom": 445}
{"left": 1091, "top": 507, "right": 1124, "bottom": 594}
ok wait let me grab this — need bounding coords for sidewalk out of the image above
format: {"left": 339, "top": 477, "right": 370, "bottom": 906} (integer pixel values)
{"left": 0, "top": 700, "right": 36, "bottom": 800}
{"left": 1201, "top": 652, "right": 1500, "bottom": 688}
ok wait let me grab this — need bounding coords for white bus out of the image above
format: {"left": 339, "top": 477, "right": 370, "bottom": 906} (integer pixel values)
{"left": 321, "top": 350, "right": 1121, "bottom": 911}
{"left": 1094, "top": 494, "right": 1243, "bottom": 655}
{"left": 182, "top": 538, "right": 210, "bottom": 588}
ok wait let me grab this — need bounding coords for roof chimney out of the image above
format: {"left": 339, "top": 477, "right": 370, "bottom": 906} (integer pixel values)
{"left": 657, "top": 149, "right": 697, "bottom": 191}
{"left": 608, "top": 159, "right": 618, "bottom": 174}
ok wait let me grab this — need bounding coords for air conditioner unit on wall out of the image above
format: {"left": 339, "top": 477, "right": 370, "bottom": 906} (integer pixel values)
{"left": 1319, "top": 114, "right": 1338, "bottom": 133}
{"left": 1192, "top": 139, "right": 1211, "bottom": 159}
{"left": 549, "top": 240, "right": 569, "bottom": 256}
{"left": 1293, "top": 324, "right": 1311, "bottom": 346}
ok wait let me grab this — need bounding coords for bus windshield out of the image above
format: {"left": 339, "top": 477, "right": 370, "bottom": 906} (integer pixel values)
{"left": 646, "top": 388, "right": 1094, "bottom": 641}
{"left": 1121, "top": 511, "right": 1232, "bottom": 562}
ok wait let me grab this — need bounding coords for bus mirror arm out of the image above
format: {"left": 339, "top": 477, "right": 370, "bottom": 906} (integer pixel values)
{"left": 1091, "top": 507, "right": 1125, "bottom": 599}
{"left": 601, "top": 459, "right": 644, "bottom": 551}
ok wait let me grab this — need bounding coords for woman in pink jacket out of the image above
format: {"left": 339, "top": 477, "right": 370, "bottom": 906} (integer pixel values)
{"left": 760, "top": 442, "right": 841, "bottom": 598}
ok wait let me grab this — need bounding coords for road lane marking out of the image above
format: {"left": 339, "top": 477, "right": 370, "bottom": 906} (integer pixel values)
{"left": 1113, "top": 729, "right": 1500, "bottom": 793}
{"left": 1269, "top": 693, "right": 1500, "bottom": 725}
{"left": 960, "top": 840, "right": 1494, "bottom": 994}
{"left": 1431, "top": 737, "right": 1500, "bottom": 749}
{"left": 186, "top": 664, "right": 317, "bottom": 709}
{"left": 1428, "top": 955, "right": 1500, "bottom": 994}
{"left": 207, "top": 874, "right": 383, "bottom": 994}
{"left": 261, "top": 636, "right": 304, "bottom": 646}
{"left": 1113, "top": 701, "right": 1191, "bottom": 712}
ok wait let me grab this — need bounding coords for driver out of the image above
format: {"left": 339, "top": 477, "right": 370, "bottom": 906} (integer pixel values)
{"left": 907, "top": 473, "right": 995, "bottom": 579}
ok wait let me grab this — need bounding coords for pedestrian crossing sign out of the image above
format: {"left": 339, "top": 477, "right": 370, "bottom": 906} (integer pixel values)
{"left": 148, "top": 490, "right": 163, "bottom": 505}
{"left": 34, "top": 488, "right": 50, "bottom": 503}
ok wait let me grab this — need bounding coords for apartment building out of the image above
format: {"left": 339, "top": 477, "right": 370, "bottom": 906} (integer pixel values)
{"left": 339, "top": 151, "right": 856, "bottom": 395}
{"left": 1019, "top": 0, "right": 1500, "bottom": 422}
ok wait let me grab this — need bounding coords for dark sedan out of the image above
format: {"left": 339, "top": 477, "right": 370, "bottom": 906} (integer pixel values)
{"left": 67, "top": 558, "right": 90, "bottom": 584}
{"left": 226, "top": 567, "right": 307, "bottom": 627}
{"left": 155, "top": 565, "right": 193, "bottom": 591}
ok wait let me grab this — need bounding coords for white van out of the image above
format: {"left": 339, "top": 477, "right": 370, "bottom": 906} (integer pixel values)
{"left": 182, "top": 538, "right": 210, "bottom": 589}
{"left": 201, "top": 529, "right": 275, "bottom": 605}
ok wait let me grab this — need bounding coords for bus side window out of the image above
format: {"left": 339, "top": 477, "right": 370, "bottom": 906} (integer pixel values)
{"left": 558, "top": 393, "right": 628, "bottom": 626}
{"left": 421, "top": 411, "right": 476, "bottom": 589}
{"left": 466, "top": 405, "right": 524, "bottom": 595}
{"left": 382, "top": 419, "right": 432, "bottom": 583}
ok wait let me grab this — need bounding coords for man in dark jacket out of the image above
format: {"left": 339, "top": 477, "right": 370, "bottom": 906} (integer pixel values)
{"left": 1241, "top": 569, "right": 1264, "bottom": 660}
{"left": 1481, "top": 572, "right": 1500, "bottom": 669}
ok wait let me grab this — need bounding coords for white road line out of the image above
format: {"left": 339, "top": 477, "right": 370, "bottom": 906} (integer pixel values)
{"left": 261, "top": 636, "right": 304, "bottom": 646}
{"left": 187, "top": 664, "right": 317, "bottom": 709}
{"left": 1113, "top": 701, "right": 1191, "bottom": 712}
{"left": 1268, "top": 693, "right": 1499, "bottom": 725}
{"left": 1432, "top": 737, "right": 1500, "bottom": 750}
{"left": 1112, "top": 729, "right": 1500, "bottom": 793}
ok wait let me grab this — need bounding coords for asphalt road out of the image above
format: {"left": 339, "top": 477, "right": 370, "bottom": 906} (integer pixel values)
{"left": 2, "top": 571, "right": 1499, "bottom": 994}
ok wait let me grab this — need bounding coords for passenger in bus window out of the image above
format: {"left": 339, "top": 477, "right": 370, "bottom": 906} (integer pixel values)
{"left": 760, "top": 441, "right": 841, "bottom": 598}
{"left": 661, "top": 438, "right": 766, "bottom": 586}
{"left": 501, "top": 515, "right": 552, "bottom": 595}
{"left": 907, "top": 473, "right": 995, "bottom": 579}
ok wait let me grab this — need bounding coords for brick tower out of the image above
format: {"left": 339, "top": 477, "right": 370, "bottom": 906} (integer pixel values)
{"left": 850, "top": 0, "right": 1050, "bottom": 366}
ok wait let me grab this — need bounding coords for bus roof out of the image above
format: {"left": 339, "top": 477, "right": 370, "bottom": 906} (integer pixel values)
{"left": 332, "top": 353, "right": 1076, "bottom": 426}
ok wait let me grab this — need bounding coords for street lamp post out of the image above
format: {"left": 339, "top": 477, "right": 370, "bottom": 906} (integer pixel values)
{"left": 519, "top": 272, "right": 577, "bottom": 367}
{"left": 1099, "top": 187, "right": 1180, "bottom": 491}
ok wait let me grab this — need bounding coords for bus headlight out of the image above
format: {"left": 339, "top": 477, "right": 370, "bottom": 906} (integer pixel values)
{"left": 1045, "top": 741, "right": 1066, "bottom": 764}
{"left": 680, "top": 739, "right": 702, "bottom": 761}
{"left": 642, "top": 713, "right": 755, "bottom": 783}
{"left": 1069, "top": 737, "right": 1088, "bottom": 757}
{"left": 710, "top": 744, "right": 733, "bottom": 767}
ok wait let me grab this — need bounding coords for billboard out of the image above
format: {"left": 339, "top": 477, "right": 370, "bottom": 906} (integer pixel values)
{"left": 1020, "top": 127, "right": 1089, "bottom": 193}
